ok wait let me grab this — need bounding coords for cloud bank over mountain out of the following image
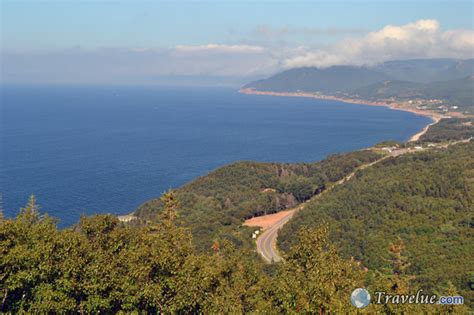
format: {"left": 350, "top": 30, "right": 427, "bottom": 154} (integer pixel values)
{"left": 2, "top": 20, "right": 473, "bottom": 85}
{"left": 283, "top": 20, "right": 474, "bottom": 68}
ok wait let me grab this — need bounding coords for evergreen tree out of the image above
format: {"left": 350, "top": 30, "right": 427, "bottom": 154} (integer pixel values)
{"left": 18, "top": 195, "right": 41, "bottom": 224}
{"left": 274, "top": 225, "right": 365, "bottom": 313}
{"left": 0, "top": 194, "right": 4, "bottom": 221}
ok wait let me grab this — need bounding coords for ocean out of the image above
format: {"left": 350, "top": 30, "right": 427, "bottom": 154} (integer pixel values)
{"left": 1, "top": 85, "right": 431, "bottom": 227}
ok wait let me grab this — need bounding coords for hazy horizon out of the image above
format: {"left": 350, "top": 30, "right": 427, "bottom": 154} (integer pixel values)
{"left": 1, "top": 0, "right": 473, "bottom": 85}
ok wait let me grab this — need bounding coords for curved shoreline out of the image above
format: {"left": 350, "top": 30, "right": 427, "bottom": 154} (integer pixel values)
{"left": 408, "top": 116, "right": 441, "bottom": 141}
{"left": 239, "top": 88, "right": 444, "bottom": 142}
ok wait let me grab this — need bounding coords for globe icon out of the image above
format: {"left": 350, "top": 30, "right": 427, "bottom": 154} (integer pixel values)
{"left": 351, "top": 288, "right": 371, "bottom": 308}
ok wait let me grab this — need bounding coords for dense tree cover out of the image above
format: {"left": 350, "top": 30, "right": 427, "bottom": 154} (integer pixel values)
{"left": 0, "top": 194, "right": 267, "bottom": 312}
{"left": 420, "top": 118, "right": 474, "bottom": 142}
{"left": 3, "top": 117, "right": 473, "bottom": 312}
{"left": 373, "top": 140, "right": 401, "bottom": 148}
{"left": 278, "top": 142, "right": 474, "bottom": 308}
{"left": 353, "top": 76, "right": 474, "bottom": 114}
{"left": 135, "top": 150, "right": 381, "bottom": 251}
{"left": 273, "top": 225, "right": 366, "bottom": 313}
{"left": 4, "top": 194, "right": 450, "bottom": 313}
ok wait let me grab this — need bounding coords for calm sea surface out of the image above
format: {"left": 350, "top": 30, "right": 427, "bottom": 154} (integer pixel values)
{"left": 1, "top": 85, "right": 431, "bottom": 227}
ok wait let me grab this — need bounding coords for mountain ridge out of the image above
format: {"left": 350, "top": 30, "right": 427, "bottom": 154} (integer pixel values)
{"left": 243, "top": 58, "right": 474, "bottom": 114}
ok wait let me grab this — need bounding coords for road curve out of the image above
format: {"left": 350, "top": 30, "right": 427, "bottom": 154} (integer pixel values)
{"left": 253, "top": 139, "right": 472, "bottom": 263}
{"left": 256, "top": 209, "right": 297, "bottom": 263}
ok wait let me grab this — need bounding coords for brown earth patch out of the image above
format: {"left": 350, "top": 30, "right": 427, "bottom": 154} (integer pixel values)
{"left": 243, "top": 209, "right": 296, "bottom": 230}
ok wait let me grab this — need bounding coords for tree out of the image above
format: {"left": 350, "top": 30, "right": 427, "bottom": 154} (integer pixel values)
{"left": 0, "top": 194, "right": 4, "bottom": 221}
{"left": 0, "top": 197, "right": 59, "bottom": 312}
{"left": 369, "top": 239, "right": 428, "bottom": 314}
{"left": 273, "top": 225, "right": 365, "bottom": 313}
{"left": 279, "top": 176, "right": 314, "bottom": 202}
{"left": 159, "top": 191, "right": 179, "bottom": 225}
{"left": 435, "top": 281, "right": 469, "bottom": 314}
{"left": 18, "top": 195, "right": 41, "bottom": 224}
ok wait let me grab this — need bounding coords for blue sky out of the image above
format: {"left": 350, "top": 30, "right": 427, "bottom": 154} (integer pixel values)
{"left": 3, "top": 1, "right": 473, "bottom": 50}
{"left": 1, "top": 1, "right": 473, "bottom": 84}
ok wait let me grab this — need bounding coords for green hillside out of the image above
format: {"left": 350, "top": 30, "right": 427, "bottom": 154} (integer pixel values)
{"left": 135, "top": 150, "right": 381, "bottom": 250}
{"left": 278, "top": 142, "right": 474, "bottom": 306}
{"left": 374, "top": 58, "right": 474, "bottom": 83}
{"left": 3, "top": 192, "right": 469, "bottom": 313}
{"left": 420, "top": 117, "right": 474, "bottom": 142}
{"left": 244, "top": 59, "right": 474, "bottom": 93}
{"left": 244, "top": 59, "right": 474, "bottom": 114}
{"left": 2, "top": 129, "right": 473, "bottom": 312}
{"left": 421, "top": 76, "right": 473, "bottom": 111}
{"left": 353, "top": 76, "right": 474, "bottom": 113}
{"left": 351, "top": 80, "right": 424, "bottom": 99}
{"left": 243, "top": 66, "right": 389, "bottom": 93}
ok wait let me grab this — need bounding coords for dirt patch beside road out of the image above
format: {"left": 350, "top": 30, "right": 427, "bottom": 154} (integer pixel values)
{"left": 243, "top": 209, "right": 297, "bottom": 230}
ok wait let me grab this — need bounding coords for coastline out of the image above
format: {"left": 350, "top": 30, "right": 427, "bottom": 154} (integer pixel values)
{"left": 239, "top": 88, "right": 444, "bottom": 142}
{"left": 408, "top": 116, "right": 441, "bottom": 142}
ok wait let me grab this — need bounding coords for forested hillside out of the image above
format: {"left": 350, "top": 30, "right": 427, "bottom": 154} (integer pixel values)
{"left": 352, "top": 76, "right": 474, "bottom": 114}
{"left": 135, "top": 150, "right": 381, "bottom": 250}
{"left": 243, "top": 58, "right": 474, "bottom": 114}
{"left": 375, "top": 59, "right": 474, "bottom": 83}
{"left": 278, "top": 142, "right": 474, "bottom": 306}
{"left": 243, "top": 66, "right": 389, "bottom": 93}
{"left": 244, "top": 59, "right": 474, "bottom": 93}
{"left": 3, "top": 109, "right": 473, "bottom": 311}
{"left": 2, "top": 194, "right": 468, "bottom": 313}
{"left": 420, "top": 117, "right": 474, "bottom": 142}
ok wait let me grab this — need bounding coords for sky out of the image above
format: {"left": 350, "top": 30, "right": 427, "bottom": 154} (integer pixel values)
{"left": 1, "top": 0, "right": 473, "bottom": 85}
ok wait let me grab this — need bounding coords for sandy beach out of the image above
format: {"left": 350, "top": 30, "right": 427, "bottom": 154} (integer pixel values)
{"left": 408, "top": 116, "right": 441, "bottom": 141}
{"left": 240, "top": 88, "right": 444, "bottom": 142}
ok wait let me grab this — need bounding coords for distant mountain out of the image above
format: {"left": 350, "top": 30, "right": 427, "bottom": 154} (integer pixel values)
{"left": 243, "top": 59, "right": 474, "bottom": 113}
{"left": 243, "top": 66, "right": 390, "bottom": 93}
{"left": 422, "top": 75, "right": 474, "bottom": 106}
{"left": 352, "top": 76, "right": 473, "bottom": 112}
{"left": 352, "top": 80, "right": 424, "bottom": 99}
{"left": 372, "top": 59, "right": 474, "bottom": 83}
{"left": 244, "top": 59, "right": 474, "bottom": 93}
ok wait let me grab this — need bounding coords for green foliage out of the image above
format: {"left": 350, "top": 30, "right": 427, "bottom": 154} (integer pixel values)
{"left": 272, "top": 225, "right": 365, "bottom": 313}
{"left": 0, "top": 194, "right": 268, "bottom": 313}
{"left": 135, "top": 150, "right": 381, "bottom": 251}
{"left": 373, "top": 140, "right": 401, "bottom": 148}
{"left": 421, "top": 117, "right": 474, "bottom": 142}
{"left": 353, "top": 77, "right": 474, "bottom": 114}
{"left": 0, "top": 194, "right": 4, "bottom": 221}
{"left": 244, "top": 65, "right": 389, "bottom": 93}
{"left": 279, "top": 142, "right": 474, "bottom": 308}
{"left": 244, "top": 59, "right": 474, "bottom": 113}
{"left": 2, "top": 129, "right": 472, "bottom": 311}
{"left": 277, "top": 175, "right": 314, "bottom": 202}
{"left": 2, "top": 183, "right": 471, "bottom": 312}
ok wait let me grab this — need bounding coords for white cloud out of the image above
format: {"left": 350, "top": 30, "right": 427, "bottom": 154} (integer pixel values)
{"left": 2, "top": 19, "right": 473, "bottom": 84}
{"left": 283, "top": 19, "right": 474, "bottom": 68}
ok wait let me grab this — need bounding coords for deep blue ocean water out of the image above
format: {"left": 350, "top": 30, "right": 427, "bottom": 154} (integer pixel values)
{"left": 1, "top": 85, "right": 431, "bottom": 227}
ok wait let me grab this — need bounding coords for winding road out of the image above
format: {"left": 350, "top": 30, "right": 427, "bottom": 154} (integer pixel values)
{"left": 252, "top": 140, "right": 472, "bottom": 263}
{"left": 254, "top": 158, "right": 386, "bottom": 263}
{"left": 255, "top": 207, "right": 299, "bottom": 263}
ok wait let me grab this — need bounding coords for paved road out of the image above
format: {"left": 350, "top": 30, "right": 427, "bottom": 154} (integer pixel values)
{"left": 255, "top": 208, "right": 298, "bottom": 263}
{"left": 254, "top": 138, "right": 472, "bottom": 263}
{"left": 254, "top": 161, "right": 377, "bottom": 263}
{"left": 254, "top": 162, "right": 364, "bottom": 264}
